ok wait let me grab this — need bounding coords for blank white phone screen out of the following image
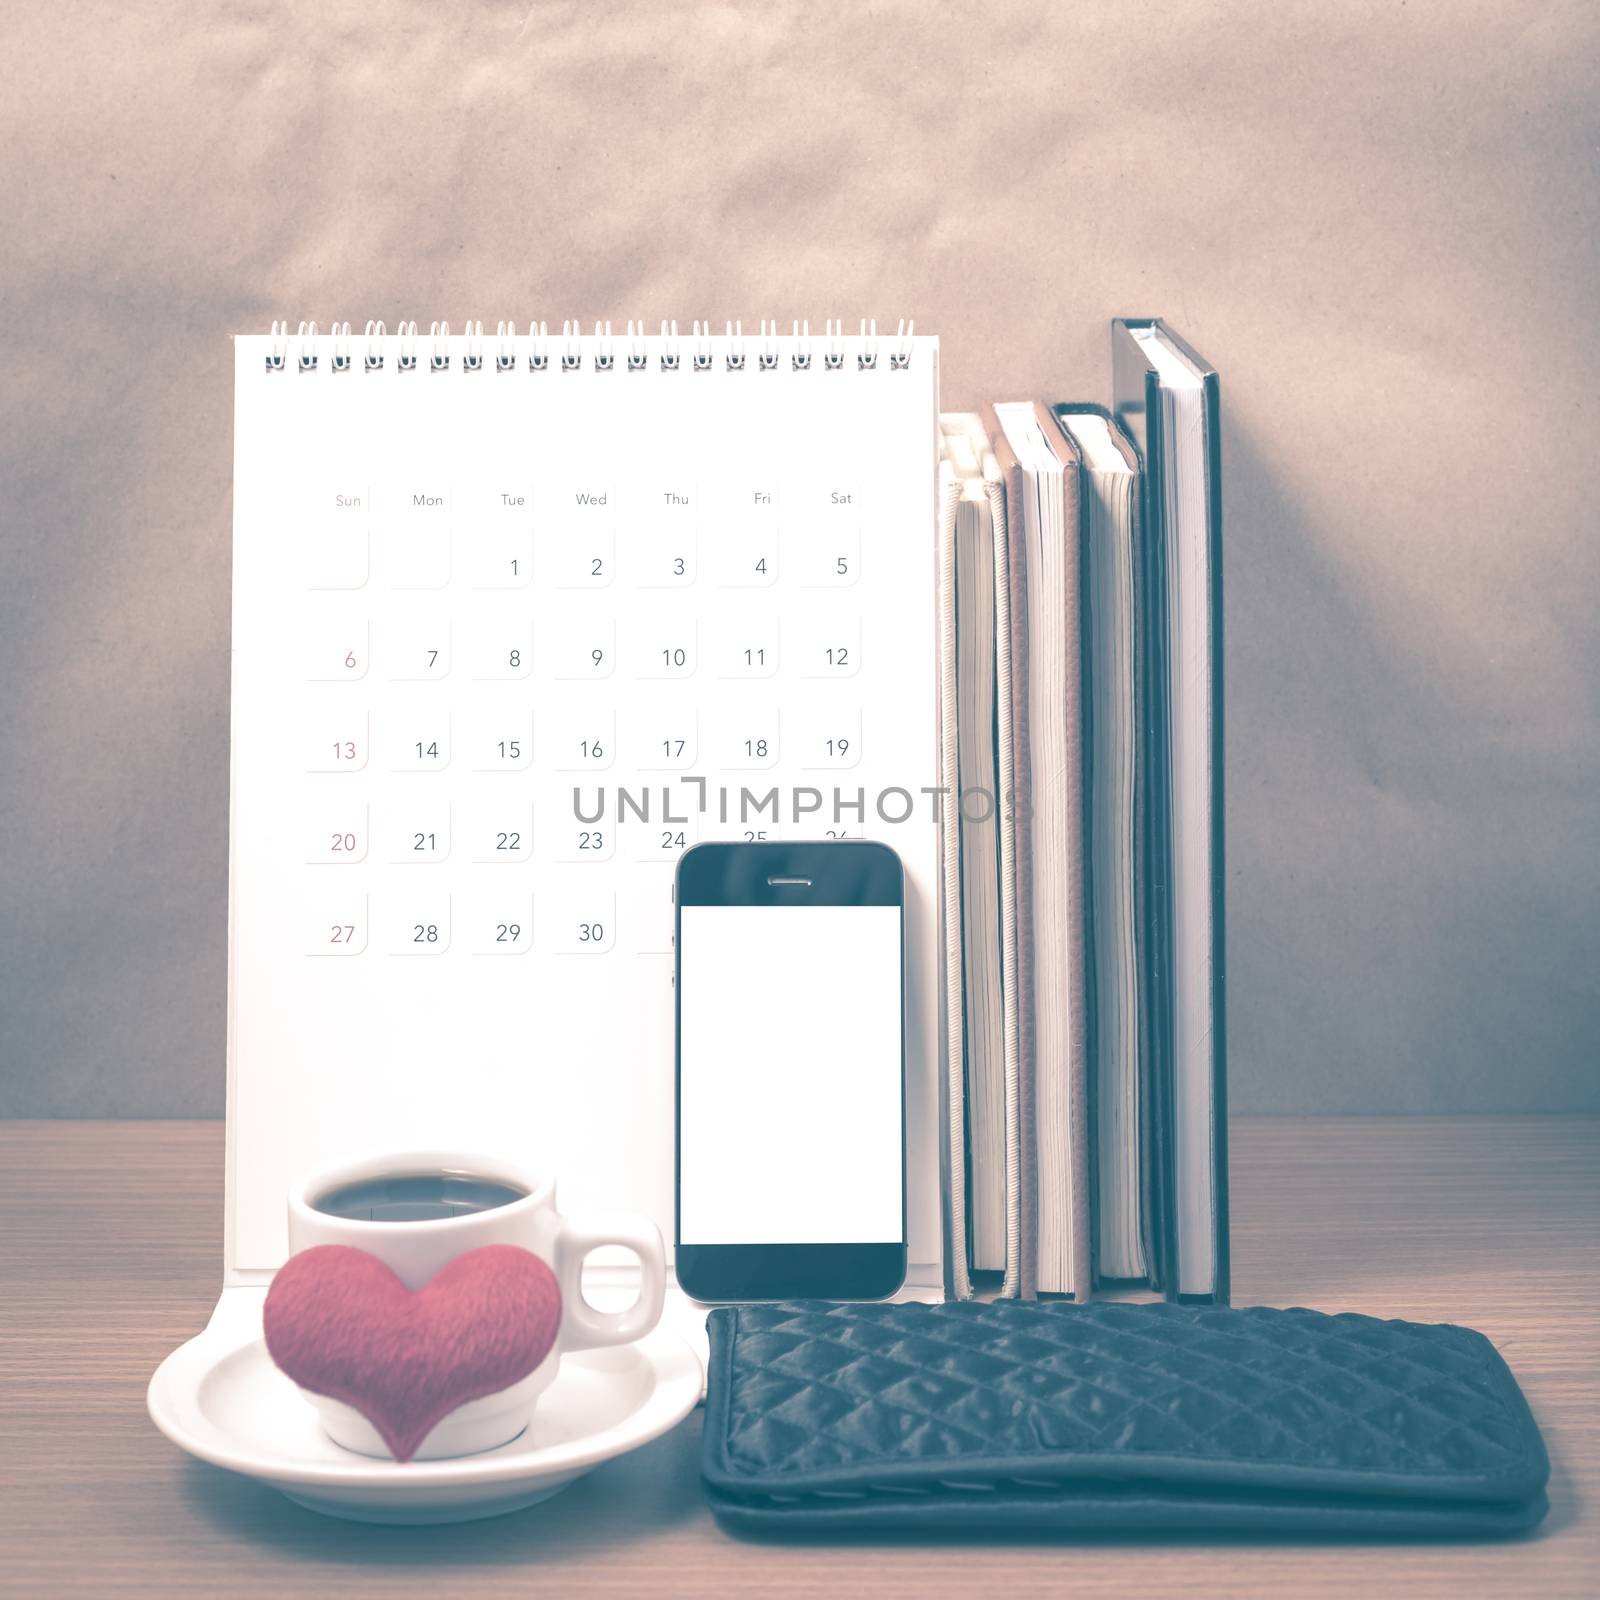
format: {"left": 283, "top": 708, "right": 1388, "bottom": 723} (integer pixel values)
{"left": 678, "top": 903, "right": 903, "bottom": 1245}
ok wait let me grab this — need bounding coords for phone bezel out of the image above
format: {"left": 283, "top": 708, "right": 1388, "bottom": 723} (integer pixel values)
{"left": 673, "top": 838, "right": 908, "bottom": 1303}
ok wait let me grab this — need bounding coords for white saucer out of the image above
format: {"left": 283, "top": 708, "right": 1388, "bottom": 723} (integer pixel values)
{"left": 148, "top": 1303, "right": 703, "bottom": 1524}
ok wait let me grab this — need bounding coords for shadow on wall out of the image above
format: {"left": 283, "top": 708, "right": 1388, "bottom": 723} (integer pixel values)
{"left": 1223, "top": 420, "right": 1600, "bottom": 1113}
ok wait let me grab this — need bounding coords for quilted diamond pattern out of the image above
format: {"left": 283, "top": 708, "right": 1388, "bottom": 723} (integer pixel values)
{"left": 701, "top": 1300, "right": 1549, "bottom": 1534}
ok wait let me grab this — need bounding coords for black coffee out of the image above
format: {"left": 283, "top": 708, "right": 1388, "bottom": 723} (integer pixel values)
{"left": 313, "top": 1172, "right": 528, "bottom": 1223}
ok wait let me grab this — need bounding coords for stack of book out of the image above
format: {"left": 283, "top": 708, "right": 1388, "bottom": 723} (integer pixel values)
{"left": 939, "top": 318, "right": 1228, "bottom": 1304}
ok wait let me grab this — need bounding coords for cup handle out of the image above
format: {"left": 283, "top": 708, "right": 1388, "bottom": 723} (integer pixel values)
{"left": 553, "top": 1215, "right": 667, "bottom": 1351}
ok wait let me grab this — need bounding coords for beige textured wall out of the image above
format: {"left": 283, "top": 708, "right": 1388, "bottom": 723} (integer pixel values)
{"left": 3, "top": 1, "right": 1596, "bottom": 1114}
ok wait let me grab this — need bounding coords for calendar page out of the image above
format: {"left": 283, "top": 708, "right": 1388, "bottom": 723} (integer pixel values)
{"left": 226, "top": 326, "right": 942, "bottom": 1278}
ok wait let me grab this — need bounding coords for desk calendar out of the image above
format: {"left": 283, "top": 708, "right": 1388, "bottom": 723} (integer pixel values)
{"left": 225, "top": 322, "right": 942, "bottom": 1280}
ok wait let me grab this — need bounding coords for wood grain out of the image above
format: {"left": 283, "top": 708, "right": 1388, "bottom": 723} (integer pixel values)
{"left": 0, "top": 1117, "right": 1594, "bottom": 1597}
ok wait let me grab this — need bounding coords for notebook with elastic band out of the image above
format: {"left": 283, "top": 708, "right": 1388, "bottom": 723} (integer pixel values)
{"left": 700, "top": 1301, "right": 1549, "bottom": 1537}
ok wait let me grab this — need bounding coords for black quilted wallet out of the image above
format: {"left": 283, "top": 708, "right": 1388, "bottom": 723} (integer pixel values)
{"left": 701, "top": 1301, "right": 1549, "bottom": 1537}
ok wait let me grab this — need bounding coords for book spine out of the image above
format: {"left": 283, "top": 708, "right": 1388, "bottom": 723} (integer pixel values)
{"left": 936, "top": 466, "right": 972, "bottom": 1301}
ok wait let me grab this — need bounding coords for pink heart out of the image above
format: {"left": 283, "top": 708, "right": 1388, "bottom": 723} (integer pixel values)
{"left": 263, "top": 1244, "right": 562, "bottom": 1461}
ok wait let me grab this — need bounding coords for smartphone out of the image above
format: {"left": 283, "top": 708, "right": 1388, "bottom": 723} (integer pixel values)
{"left": 674, "top": 839, "right": 907, "bottom": 1302}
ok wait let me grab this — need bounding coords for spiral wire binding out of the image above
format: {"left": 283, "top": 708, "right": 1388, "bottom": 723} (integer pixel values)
{"left": 859, "top": 318, "right": 879, "bottom": 370}
{"left": 265, "top": 317, "right": 921, "bottom": 374}
{"left": 824, "top": 319, "right": 845, "bottom": 372}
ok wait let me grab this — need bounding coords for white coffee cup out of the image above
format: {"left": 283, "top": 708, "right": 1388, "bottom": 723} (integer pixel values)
{"left": 285, "top": 1149, "right": 666, "bottom": 1460}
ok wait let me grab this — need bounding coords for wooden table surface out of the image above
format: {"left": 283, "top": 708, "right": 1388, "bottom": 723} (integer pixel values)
{"left": 1, "top": 1117, "right": 1595, "bottom": 1597}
